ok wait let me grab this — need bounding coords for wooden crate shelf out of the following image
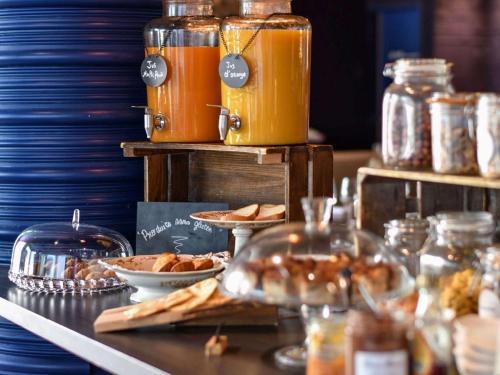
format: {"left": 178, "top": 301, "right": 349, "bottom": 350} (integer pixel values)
{"left": 357, "top": 167, "right": 500, "bottom": 235}
{"left": 358, "top": 167, "right": 500, "bottom": 190}
{"left": 122, "top": 142, "right": 334, "bottom": 222}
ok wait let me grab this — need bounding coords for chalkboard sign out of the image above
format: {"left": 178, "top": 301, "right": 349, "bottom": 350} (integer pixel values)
{"left": 136, "top": 202, "right": 228, "bottom": 255}
{"left": 141, "top": 54, "right": 168, "bottom": 87}
{"left": 219, "top": 54, "right": 249, "bottom": 88}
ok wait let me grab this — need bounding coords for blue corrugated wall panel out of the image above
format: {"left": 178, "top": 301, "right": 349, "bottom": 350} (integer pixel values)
{"left": 0, "top": 0, "right": 160, "bottom": 373}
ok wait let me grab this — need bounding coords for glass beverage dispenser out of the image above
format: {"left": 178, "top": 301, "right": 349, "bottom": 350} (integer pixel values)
{"left": 216, "top": 0, "right": 311, "bottom": 145}
{"left": 140, "top": 0, "right": 221, "bottom": 142}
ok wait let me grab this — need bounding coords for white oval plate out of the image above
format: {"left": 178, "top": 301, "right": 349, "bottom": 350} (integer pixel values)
{"left": 190, "top": 210, "right": 285, "bottom": 229}
{"left": 99, "top": 254, "right": 225, "bottom": 302}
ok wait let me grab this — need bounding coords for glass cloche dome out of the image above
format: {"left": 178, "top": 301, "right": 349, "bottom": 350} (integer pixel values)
{"left": 9, "top": 209, "right": 132, "bottom": 294}
{"left": 221, "top": 198, "right": 415, "bottom": 308}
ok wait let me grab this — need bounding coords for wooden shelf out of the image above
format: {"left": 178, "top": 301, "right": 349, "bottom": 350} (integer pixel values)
{"left": 358, "top": 167, "right": 500, "bottom": 189}
{"left": 357, "top": 167, "right": 500, "bottom": 235}
{"left": 121, "top": 141, "right": 334, "bottom": 223}
{"left": 121, "top": 142, "right": 333, "bottom": 165}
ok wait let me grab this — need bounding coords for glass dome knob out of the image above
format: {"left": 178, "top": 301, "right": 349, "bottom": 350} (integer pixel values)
{"left": 72, "top": 209, "right": 80, "bottom": 230}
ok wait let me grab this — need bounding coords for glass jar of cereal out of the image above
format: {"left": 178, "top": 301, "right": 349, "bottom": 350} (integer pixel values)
{"left": 419, "top": 212, "right": 494, "bottom": 317}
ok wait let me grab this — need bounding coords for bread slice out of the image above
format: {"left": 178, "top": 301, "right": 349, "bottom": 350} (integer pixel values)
{"left": 255, "top": 204, "right": 285, "bottom": 221}
{"left": 222, "top": 204, "right": 259, "bottom": 221}
{"left": 152, "top": 252, "right": 178, "bottom": 272}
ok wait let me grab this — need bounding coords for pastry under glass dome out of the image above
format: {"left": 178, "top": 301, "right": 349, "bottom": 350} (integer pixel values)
{"left": 221, "top": 197, "right": 415, "bottom": 369}
{"left": 221, "top": 214, "right": 415, "bottom": 308}
{"left": 9, "top": 209, "right": 132, "bottom": 294}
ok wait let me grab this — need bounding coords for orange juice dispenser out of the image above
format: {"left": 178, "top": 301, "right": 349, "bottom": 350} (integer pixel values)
{"left": 216, "top": 0, "right": 311, "bottom": 145}
{"left": 139, "top": 0, "right": 221, "bottom": 142}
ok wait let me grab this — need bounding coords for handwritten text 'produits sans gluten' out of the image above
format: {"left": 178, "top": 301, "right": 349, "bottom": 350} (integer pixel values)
{"left": 139, "top": 219, "right": 213, "bottom": 242}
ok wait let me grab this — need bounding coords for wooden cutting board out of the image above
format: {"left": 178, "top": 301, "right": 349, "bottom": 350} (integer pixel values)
{"left": 94, "top": 302, "right": 277, "bottom": 333}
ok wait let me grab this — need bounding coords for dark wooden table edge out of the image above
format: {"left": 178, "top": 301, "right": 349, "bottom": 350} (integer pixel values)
{"left": 0, "top": 297, "right": 169, "bottom": 375}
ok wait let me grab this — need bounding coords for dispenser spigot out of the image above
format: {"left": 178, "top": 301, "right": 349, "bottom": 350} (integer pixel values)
{"left": 207, "top": 105, "right": 241, "bottom": 141}
{"left": 131, "top": 106, "right": 166, "bottom": 139}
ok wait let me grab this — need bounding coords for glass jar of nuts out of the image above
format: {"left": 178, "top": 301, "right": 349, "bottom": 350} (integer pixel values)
{"left": 8, "top": 209, "right": 132, "bottom": 294}
{"left": 382, "top": 58, "right": 454, "bottom": 170}
{"left": 477, "top": 93, "right": 500, "bottom": 178}
{"left": 429, "top": 93, "right": 478, "bottom": 175}
{"left": 419, "top": 212, "right": 495, "bottom": 317}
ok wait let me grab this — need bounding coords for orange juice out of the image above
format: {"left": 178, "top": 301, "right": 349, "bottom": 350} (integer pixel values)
{"left": 146, "top": 46, "right": 221, "bottom": 143}
{"left": 220, "top": 29, "right": 311, "bottom": 145}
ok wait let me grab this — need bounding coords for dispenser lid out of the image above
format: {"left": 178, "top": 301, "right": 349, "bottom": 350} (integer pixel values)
{"left": 384, "top": 58, "right": 452, "bottom": 78}
{"left": 9, "top": 209, "right": 133, "bottom": 294}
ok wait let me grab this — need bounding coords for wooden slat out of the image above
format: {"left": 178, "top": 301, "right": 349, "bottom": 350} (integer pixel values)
{"left": 286, "top": 146, "right": 309, "bottom": 221}
{"left": 487, "top": 189, "right": 500, "bottom": 223}
{"left": 358, "top": 167, "right": 500, "bottom": 189}
{"left": 167, "top": 154, "right": 189, "bottom": 201}
{"left": 419, "top": 182, "right": 466, "bottom": 217}
{"left": 188, "top": 151, "right": 285, "bottom": 208}
{"left": 144, "top": 155, "right": 168, "bottom": 202}
{"left": 356, "top": 172, "right": 407, "bottom": 235}
{"left": 310, "top": 147, "right": 334, "bottom": 198}
{"left": 122, "top": 142, "right": 287, "bottom": 164}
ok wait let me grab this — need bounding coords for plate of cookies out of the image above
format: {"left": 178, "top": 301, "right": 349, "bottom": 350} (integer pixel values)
{"left": 99, "top": 252, "right": 226, "bottom": 302}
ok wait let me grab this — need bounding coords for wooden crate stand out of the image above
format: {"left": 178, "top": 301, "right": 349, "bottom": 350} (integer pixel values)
{"left": 122, "top": 142, "right": 334, "bottom": 222}
{"left": 357, "top": 167, "right": 500, "bottom": 236}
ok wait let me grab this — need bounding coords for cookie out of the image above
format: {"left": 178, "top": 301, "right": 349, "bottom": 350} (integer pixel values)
{"left": 152, "top": 253, "right": 178, "bottom": 272}
{"left": 170, "top": 260, "right": 195, "bottom": 273}
{"left": 193, "top": 258, "right": 214, "bottom": 271}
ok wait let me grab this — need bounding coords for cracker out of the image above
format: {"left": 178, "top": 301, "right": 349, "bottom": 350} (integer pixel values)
{"left": 124, "top": 288, "right": 192, "bottom": 320}
{"left": 170, "top": 278, "right": 218, "bottom": 313}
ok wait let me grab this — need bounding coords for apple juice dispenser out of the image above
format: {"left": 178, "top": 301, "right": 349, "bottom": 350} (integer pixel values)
{"left": 216, "top": 0, "right": 312, "bottom": 145}
{"left": 139, "top": 0, "right": 221, "bottom": 142}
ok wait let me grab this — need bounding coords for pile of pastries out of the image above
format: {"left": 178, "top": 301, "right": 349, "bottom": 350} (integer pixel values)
{"left": 64, "top": 258, "right": 117, "bottom": 280}
{"left": 108, "top": 253, "right": 217, "bottom": 273}
{"left": 151, "top": 252, "right": 215, "bottom": 273}
{"left": 244, "top": 252, "right": 401, "bottom": 305}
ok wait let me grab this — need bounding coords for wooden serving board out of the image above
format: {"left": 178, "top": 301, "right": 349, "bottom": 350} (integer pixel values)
{"left": 94, "top": 302, "right": 277, "bottom": 333}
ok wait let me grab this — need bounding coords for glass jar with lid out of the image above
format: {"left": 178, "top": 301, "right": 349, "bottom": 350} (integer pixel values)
{"left": 429, "top": 93, "right": 478, "bottom": 175}
{"left": 382, "top": 58, "right": 454, "bottom": 170}
{"left": 419, "top": 211, "right": 495, "bottom": 316}
{"left": 141, "top": 0, "right": 221, "bottom": 142}
{"left": 306, "top": 306, "right": 346, "bottom": 375}
{"left": 217, "top": 0, "right": 311, "bottom": 145}
{"left": 477, "top": 93, "right": 500, "bottom": 178}
{"left": 8, "top": 209, "right": 133, "bottom": 294}
{"left": 385, "top": 217, "right": 429, "bottom": 277}
{"left": 345, "top": 310, "right": 410, "bottom": 375}
{"left": 414, "top": 211, "right": 494, "bottom": 375}
{"left": 478, "top": 246, "right": 500, "bottom": 318}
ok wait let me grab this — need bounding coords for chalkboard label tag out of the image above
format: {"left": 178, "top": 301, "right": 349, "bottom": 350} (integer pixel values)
{"left": 219, "top": 54, "right": 249, "bottom": 88}
{"left": 141, "top": 54, "right": 168, "bottom": 87}
{"left": 136, "top": 202, "right": 229, "bottom": 255}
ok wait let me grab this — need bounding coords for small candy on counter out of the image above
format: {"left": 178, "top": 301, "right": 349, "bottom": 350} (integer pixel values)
{"left": 205, "top": 335, "right": 228, "bottom": 357}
